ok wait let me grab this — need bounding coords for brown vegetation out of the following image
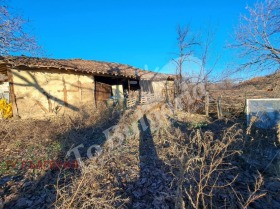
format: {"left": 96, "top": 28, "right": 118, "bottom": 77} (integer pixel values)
{"left": 0, "top": 99, "right": 280, "bottom": 208}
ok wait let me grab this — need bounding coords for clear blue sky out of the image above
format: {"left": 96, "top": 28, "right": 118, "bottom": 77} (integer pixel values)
{"left": 12, "top": 0, "right": 256, "bottom": 76}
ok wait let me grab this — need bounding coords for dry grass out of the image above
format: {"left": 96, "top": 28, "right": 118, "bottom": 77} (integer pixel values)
{"left": 0, "top": 106, "right": 119, "bottom": 208}
{"left": 1, "top": 102, "right": 279, "bottom": 208}
{"left": 54, "top": 104, "right": 268, "bottom": 209}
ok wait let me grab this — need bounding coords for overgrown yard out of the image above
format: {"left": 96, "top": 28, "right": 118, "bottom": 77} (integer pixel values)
{"left": 0, "top": 103, "right": 280, "bottom": 209}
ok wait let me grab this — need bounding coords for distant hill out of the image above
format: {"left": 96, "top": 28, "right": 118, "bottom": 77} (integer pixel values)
{"left": 237, "top": 71, "right": 280, "bottom": 92}
{"left": 207, "top": 71, "right": 280, "bottom": 114}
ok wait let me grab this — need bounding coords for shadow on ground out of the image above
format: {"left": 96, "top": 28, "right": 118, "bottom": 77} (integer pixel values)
{"left": 123, "top": 115, "right": 174, "bottom": 208}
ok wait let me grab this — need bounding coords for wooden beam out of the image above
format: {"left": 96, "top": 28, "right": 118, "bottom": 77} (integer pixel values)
{"left": 62, "top": 77, "right": 68, "bottom": 107}
{"left": 57, "top": 78, "right": 79, "bottom": 107}
{"left": 77, "top": 80, "right": 82, "bottom": 103}
{"left": 7, "top": 70, "right": 19, "bottom": 117}
{"left": 94, "top": 76, "right": 97, "bottom": 108}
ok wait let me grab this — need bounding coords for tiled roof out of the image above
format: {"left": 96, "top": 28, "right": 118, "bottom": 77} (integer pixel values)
{"left": 0, "top": 56, "right": 174, "bottom": 81}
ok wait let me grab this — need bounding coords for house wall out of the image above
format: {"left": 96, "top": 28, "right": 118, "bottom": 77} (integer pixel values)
{"left": 11, "top": 68, "right": 95, "bottom": 118}
{"left": 152, "top": 80, "right": 174, "bottom": 101}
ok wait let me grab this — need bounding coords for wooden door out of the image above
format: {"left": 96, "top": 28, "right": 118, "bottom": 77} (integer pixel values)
{"left": 95, "top": 82, "right": 112, "bottom": 101}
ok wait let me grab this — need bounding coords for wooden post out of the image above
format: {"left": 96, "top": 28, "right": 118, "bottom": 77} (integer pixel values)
{"left": 217, "top": 96, "right": 223, "bottom": 119}
{"left": 243, "top": 92, "right": 247, "bottom": 114}
{"left": 7, "top": 70, "right": 19, "bottom": 117}
{"left": 94, "top": 76, "right": 97, "bottom": 108}
{"left": 61, "top": 78, "right": 68, "bottom": 107}
{"left": 217, "top": 97, "right": 220, "bottom": 119}
{"left": 77, "top": 80, "right": 82, "bottom": 105}
{"left": 205, "top": 91, "right": 209, "bottom": 117}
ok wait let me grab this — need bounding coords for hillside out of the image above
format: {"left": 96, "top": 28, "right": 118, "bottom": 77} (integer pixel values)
{"left": 206, "top": 72, "right": 280, "bottom": 116}
{"left": 238, "top": 72, "right": 280, "bottom": 92}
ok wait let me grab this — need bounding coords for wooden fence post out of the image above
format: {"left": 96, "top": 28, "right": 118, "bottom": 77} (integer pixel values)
{"left": 205, "top": 92, "right": 209, "bottom": 117}
{"left": 217, "top": 96, "right": 223, "bottom": 119}
{"left": 243, "top": 92, "right": 247, "bottom": 114}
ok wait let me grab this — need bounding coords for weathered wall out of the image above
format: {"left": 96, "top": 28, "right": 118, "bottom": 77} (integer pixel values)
{"left": 152, "top": 80, "right": 174, "bottom": 101}
{"left": 11, "top": 68, "right": 95, "bottom": 118}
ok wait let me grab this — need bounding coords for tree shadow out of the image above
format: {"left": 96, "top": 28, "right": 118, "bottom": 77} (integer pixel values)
{"left": 12, "top": 70, "right": 80, "bottom": 112}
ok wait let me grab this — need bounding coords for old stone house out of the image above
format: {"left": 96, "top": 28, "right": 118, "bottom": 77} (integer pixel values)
{"left": 0, "top": 56, "right": 174, "bottom": 118}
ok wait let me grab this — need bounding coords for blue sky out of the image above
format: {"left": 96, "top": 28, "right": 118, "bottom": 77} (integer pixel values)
{"left": 12, "top": 0, "right": 256, "bottom": 77}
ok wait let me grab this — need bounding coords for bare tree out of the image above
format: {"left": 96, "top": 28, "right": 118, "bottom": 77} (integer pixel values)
{"left": 173, "top": 25, "right": 199, "bottom": 95}
{"left": 198, "top": 28, "right": 219, "bottom": 89}
{"left": 233, "top": 0, "right": 280, "bottom": 72}
{"left": 0, "top": 0, "right": 37, "bottom": 55}
{"left": 172, "top": 25, "right": 221, "bottom": 113}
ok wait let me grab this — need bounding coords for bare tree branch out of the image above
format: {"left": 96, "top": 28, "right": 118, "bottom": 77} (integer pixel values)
{"left": 0, "top": 0, "right": 38, "bottom": 55}
{"left": 232, "top": 0, "right": 280, "bottom": 72}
